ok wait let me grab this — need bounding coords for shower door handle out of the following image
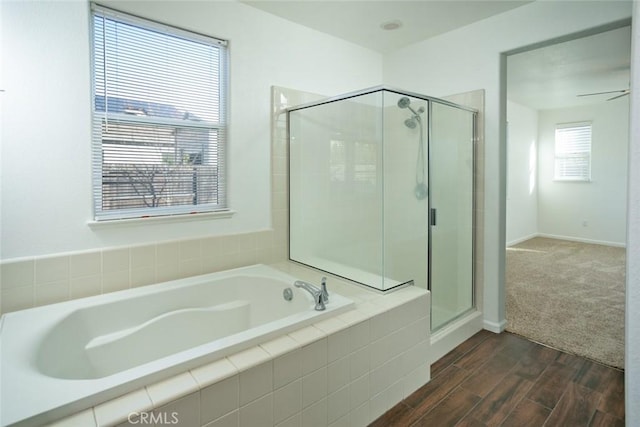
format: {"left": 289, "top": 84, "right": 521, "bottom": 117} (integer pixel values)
{"left": 430, "top": 208, "right": 436, "bottom": 226}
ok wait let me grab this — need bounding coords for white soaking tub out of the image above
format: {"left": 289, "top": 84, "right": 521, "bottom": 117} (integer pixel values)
{"left": 0, "top": 264, "right": 354, "bottom": 426}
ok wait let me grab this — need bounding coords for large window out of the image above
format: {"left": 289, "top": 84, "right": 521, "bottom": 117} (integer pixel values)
{"left": 91, "top": 5, "right": 228, "bottom": 220}
{"left": 554, "top": 122, "right": 592, "bottom": 182}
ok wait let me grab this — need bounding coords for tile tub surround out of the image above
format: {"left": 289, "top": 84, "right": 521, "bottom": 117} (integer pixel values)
{"left": 0, "top": 231, "right": 288, "bottom": 316}
{"left": 46, "top": 262, "right": 430, "bottom": 427}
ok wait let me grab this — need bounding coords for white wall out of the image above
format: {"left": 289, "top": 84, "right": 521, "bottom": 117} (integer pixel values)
{"left": 626, "top": 1, "right": 640, "bottom": 421}
{"left": 383, "top": 0, "right": 632, "bottom": 329}
{"left": 0, "top": 0, "right": 382, "bottom": 260}
{"left": 506, "top": 100, "right": 538, "bottom": 245}
{"left": 537, "top": 99, "right": 629, "bottom": 246}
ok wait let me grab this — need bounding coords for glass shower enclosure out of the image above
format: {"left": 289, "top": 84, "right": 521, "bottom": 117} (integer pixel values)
{"left": 287, "top": 86, "right": 476, "bottom": 331}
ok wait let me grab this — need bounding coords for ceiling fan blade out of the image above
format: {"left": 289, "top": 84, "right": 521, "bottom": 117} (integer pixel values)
{"left": 607, "top": 92, "right": 630, "bottom": 101}
{"left": 577, "top": 89, "right": 628, "bottom": 97}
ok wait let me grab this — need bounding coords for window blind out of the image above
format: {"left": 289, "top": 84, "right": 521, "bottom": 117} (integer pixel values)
{"left": 91, "top": 5, "right": 228, "bottom": 220}
{"left": 554, "top": 122, "right": 591, "bottom": 181}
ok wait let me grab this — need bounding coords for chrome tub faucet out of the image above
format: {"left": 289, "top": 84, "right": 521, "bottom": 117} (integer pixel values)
{"left": 294, "top": 277, "right": 329, "bottom": 311}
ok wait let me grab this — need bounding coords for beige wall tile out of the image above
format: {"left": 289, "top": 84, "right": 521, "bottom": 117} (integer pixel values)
{"left": 349, "top": 401, "right": 371, "bottom": 426}
{"left": 152, "top": 393, "right": 199, "bottom": 427}
{"left": 94, "top": 389, "right": 153, "bottom": 427}
{"left": 301, "top": 397, "right": 327, "bottom": 427}
{"left": 239, "top": 361, "right": 273, "bottom": 406}
{"left": 35, "top": 281, "right": 69, "bottom": 306}
{"left": 191, "top": 358, "right": 238, "bottom": 389}
{"left": 273, "top": 349, "right": 302, "bottom": 390}
{"left": 156, "top": 242, "right": 178, "bottom": 266}
{"left": 1, "top": 286, "right": 34, "bottom": 313}
{"left": 228, "top": 346, "right": 271, "bottom": 372}
{"left": 327, "top": 357, "right": 349, "bottom": 394}
{"left": 103, "top": 248, "right": 130, "bottom": 273}
{"left": 131, "top": 245, "right": 156, "bottom": 269}
{"left": 131, "top": 267, "right": 155, "bottom": 288}
{"left": 48, "top": 409, "right": 97, "bottom": 427}
{"left": 275, "top": 413, "right": 301, "bottom": 427}
{"left": 70, "top": 275, "right": 102, "bottom": 299}
{"left": 1, "top": 260, "right": 34, "bottom": 289}
{"left": 179, "top": 239, "right": 201, "bottom": 261}
{"left": 349, "top": 345, "right": 370, "bottom": 381}
{"left": 273, "top": 379, "right": 301, "bottom": 424}
{"left": 327, "top": 385, "right": 349, "bottom": 424}
{"left": 200, "top": 376, "right": 239, "bottom": 425}
{"left": 302, "top": 367, "right": 326, "bottom": 409}
{"left": 35, "top": 256, "right": 69, "bottom": 284}
{"left": 103, "top": 270, "right": 130, "bottom": 293}
{"left": 349, "top": 374, "right": 369, "bottom": 410}
{"left": 239, "top": 393, "right": 272, "bottom": 427}
{"left": 179, "top": 259, "right": 202, "bottom": 278}
{"left": 300, "top": 338, "right": 328, "bottom": 375}
{"left": 203, "top": 410, "right": 238, "bottom": 427}
{"left": 146, "top": 372, "right": 199, "bottom": 408}
{"left": 70, "top": 252, "right": 101, "bottom": 278}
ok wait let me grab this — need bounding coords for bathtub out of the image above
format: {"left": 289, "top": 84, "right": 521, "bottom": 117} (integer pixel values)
{"left": 0, "top": 264, "right": 354, "bottom": 426}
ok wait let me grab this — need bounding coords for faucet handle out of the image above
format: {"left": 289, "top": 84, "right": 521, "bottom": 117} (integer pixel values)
{"left": 314, "top": 291, "right": 326, "bottom": 311}
{"left": 320, "top": 277, "right": 329, "bottom": 304}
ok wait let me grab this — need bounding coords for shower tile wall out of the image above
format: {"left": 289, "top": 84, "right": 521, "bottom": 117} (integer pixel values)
{"left": 0, "top": 86, "right": 318, "bottom": 316}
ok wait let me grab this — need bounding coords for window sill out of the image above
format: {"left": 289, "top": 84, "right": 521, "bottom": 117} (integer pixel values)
{"left": 87, "top": 210, "right": 236, "bottom": 229}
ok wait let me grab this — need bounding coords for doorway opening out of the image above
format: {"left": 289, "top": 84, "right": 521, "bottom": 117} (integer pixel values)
{"left": 504, "top": 24, "right": 630, "bottom": 369}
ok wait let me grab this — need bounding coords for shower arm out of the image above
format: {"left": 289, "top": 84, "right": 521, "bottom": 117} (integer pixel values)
{"left": 406, "top": 105, "right": 421, "bottom": 119}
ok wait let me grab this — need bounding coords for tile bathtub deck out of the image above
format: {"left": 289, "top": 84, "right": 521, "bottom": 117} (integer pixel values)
{"left": 369, "top": 330, "right": 625, "bottom": 427}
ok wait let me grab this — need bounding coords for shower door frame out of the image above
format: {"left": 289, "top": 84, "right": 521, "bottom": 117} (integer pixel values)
{"left": 427, "top": 99, "right": 478, "bottom": 332}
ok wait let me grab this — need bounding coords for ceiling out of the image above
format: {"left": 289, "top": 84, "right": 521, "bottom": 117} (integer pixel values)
{"left": 241, "top": 0, "right": 631, "bottom": 111}
{"left": 507, "top": 25, "right": 632, "bottom": 110}
{"left": 241, "top": 0, "right": 532, "bottom": 53}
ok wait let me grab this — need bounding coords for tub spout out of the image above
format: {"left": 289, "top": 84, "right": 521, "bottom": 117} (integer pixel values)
{"left": 294, "top": 280, "right": 326, "bottom": 311}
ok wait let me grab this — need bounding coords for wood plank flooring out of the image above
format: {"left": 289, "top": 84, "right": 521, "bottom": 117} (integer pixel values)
{"left": 369, "top": 331, "right": 624, "bottom": 427}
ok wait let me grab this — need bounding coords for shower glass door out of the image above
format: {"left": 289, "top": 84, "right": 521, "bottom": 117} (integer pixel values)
{"left": 430, "top": 102, "right": 475, "bottom": 331}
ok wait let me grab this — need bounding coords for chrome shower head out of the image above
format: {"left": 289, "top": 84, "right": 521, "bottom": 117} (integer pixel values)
{"left": 397, "top": 97, "right": 411, "bottom": 109}
{"left": 404, "top": 118, "right": 418, "bottom": 129}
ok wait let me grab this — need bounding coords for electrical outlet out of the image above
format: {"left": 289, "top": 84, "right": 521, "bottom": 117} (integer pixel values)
{"left": 582, "top": 220, "right": 588, "bottom": 227}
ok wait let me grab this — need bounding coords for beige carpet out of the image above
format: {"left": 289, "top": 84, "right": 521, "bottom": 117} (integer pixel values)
{"left": 506, "top": 237, "right": 625, "bottom": 369}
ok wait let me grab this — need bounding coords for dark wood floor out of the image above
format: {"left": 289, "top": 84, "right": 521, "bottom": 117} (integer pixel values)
{"left": 370, "top": 330, "right": 624, "bottom": 427}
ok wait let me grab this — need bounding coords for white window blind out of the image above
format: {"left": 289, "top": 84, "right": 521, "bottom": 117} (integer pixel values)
{"left": 554, "top": 122, "right": 592, "bottom": 181}
{"left": 91, "top": 5, "right": 228, "bottom": 220}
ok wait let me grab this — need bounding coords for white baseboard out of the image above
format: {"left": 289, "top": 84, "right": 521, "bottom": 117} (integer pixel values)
{"left": 537, "top": 233, "right": 626, "bottom": 248}
{"left": 507, "top": 232, "right": 626, "bottom": 248}
{"left": 506, "top": 233, "right": 538, "bottom": 247}
{"left": 483, "top": 318, "right": 507, "bottom": 333}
